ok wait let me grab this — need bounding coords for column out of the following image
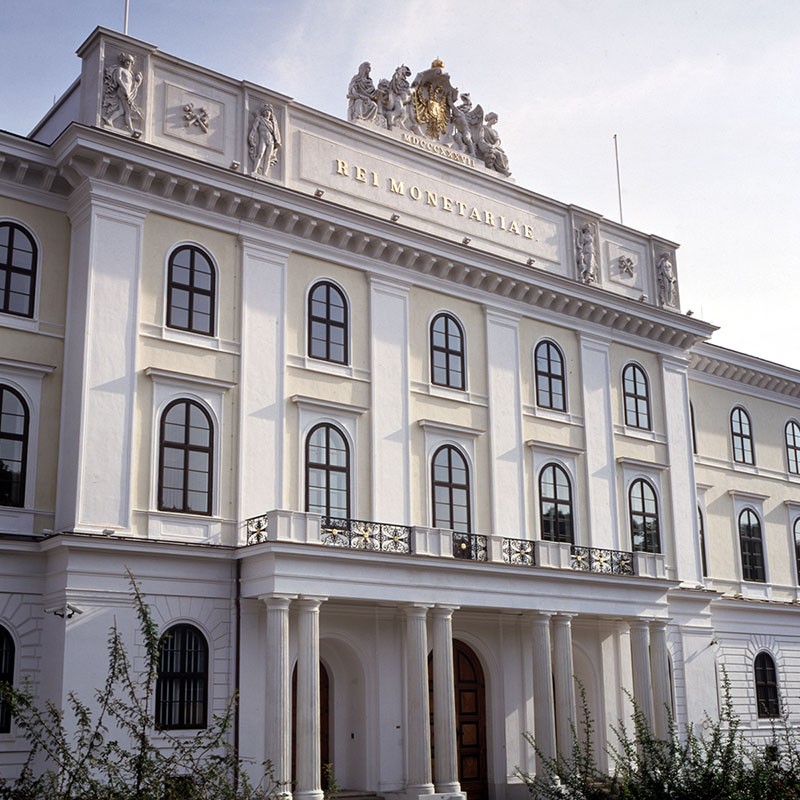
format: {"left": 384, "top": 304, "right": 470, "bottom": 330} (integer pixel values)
{"left": 431, "top": 606, "right": 460, "bottom": 795}
{"left": 629, "top": 620, "right": 654, "bottom": 731}
{"left": 264, "top": 596, "right": 293, "bottom": 799}
{"left": 529, "top": 612, "right": 556, "bottom": 771}
{"left": 551, "top": 615, "right": 577, "bottom": 759}
{"left": 649, "top": 620, "right": 672, "bottom": 739}
{"left": 295, "top": 597, "right": 325, "bottom": 800}
{"left": 405, "top": 605, "right": 434, "bottom": 798}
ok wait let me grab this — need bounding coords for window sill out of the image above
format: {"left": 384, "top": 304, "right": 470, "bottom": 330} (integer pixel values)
{"left": 614, "top": 424, "right": 666, "bottom": 444}
{"left": 286, "top": 353, "right": 370, "bottom": 382}
{"left": 140, "top": 322, "right": 240, "bottom": 354}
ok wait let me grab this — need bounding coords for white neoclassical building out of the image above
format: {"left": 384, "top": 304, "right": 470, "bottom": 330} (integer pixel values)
{"left": 1, "top": 26, "right": 799, "bottom": 800}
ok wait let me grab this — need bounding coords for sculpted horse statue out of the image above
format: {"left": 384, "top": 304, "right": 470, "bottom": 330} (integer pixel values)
{"left": 378, "top": 65, "right": 413, "bottom": 130}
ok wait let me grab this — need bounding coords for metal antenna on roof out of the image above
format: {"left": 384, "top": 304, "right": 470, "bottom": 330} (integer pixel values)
{"left": 124, "top": 0, "right": 130, "bottom": 35}
{"left": 613, "top": 133, "right": 624, "bottom": 225}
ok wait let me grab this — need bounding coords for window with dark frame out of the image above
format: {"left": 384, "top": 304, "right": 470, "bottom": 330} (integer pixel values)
{"left": 158, "top": 399, "right": 213, "bottom": 516}
{"left": 308, "top": 281, "right": 348, "bottom": 364}
{"left": 698, "top": 505, "right": 708, "bottom": 577}
{"left": 430, "top": 313, "right": 465, "bottom": 390}
{"left": 166, "top": 245, "right": 215, "bottom": 336}
{"left": 622, "top": 364, "right": 651, "bottom": 430}
{"left": 690, "top": 402, "right": 698, "bottom": 455}
{"left": 539, "top": 463, "right": 574, "bottom": 543}
{"left": 0, "top": 385, "right": 29, "bottom": 508}
{"left": 0, "top": 625, "right": 14, "bottom": 733}
{"left": 0, "top": 222, "right": 37, "bottom": 318}
{"left": 754, "top": 651, "right": 780, "bottom": 719}
{"left": 156, "top": 624, "right": 208, "bottom": 730}
{"left": 730, "top": 407, "right": 755, "bottom": 465}
{"left": 431, "top": 444, "right": 471, "bottom": 533}
{"left": 739, "top": 508, "right": 765, "bottom": 582}
{"left": 786, "top": 420, "right": 800, "bottom": 474}
{"left": 629, "top": 478, "right": 660, "bottom": 553}
{"left": 794, "top": 518, "right": 800, "bottom": 585}
{"left": 305, "top": 423, "right": 350, "bottom": 520}
{"left": 535, "top": 340, "right": 567, "bottom": 412}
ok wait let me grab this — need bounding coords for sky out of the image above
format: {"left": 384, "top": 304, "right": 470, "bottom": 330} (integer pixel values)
{"left": 2, "top": 0, "right": 799, "bottom": 370}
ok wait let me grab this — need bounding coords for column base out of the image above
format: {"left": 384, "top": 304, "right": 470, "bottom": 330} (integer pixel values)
{"left": 432, "top": 790, "right": 465, "bottom": 800}
{"left": 294, "top": 791, "right": 324, "bottom": 800}
{"left": 406, "top": 783, "right": 435, "bottom": 799}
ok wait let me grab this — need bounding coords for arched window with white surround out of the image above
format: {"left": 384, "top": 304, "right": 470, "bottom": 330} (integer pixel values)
{"left": 431, "top": 444, "right": 471, "bottom": 533}
{"left": 629, "top": 478, "right": 660, "bottom": 553}
{"left": 308, "top": 280, "right": 349, "bottom": 365}
{"left": 739, "top": 508, "right": 765, "bottom": 582}
{"left": 793, "top": 518, "right": 800, "bottom": 585}
{"left": 156, "top": 624, "right": 208, "bottom": 730}
{"left": 166, "top": 244, "right": 216, "bottom": 336}
{"left": 430, "top": 313, "right": 466, "bottom": 390}
{"left": 305, "top": 422, "right": 350, "bottom": 520}
{"left": 539, "top": 463, "right": 574, "bottom": 543}
{"left": 730, "top": 407, "right": 755, "bottom": 465}
{"left": 0, "top": 384, "right": 29, "bottom": 508}
{"left": 622, "top": 363, "right": 651, "bottom": 430}
{"left": 754, "top": 651, "right": 780, "bottom": 719}
{"left": 534, "top": 340, "right": 566, "bottom": 412}
{"left": 786, "top": 420, "right": 800, "bottom": 474}
{"left": 0, "top": 221, "right": 37, "bottom": 318}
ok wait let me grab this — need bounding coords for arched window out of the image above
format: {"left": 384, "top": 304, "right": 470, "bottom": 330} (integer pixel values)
{"left": 158, "top": 399, "right": 214, "bottom": 515}
{"left": 539, "top": 463, "right": 574, "bottom": 543}
{"left": 166, "top": 245, "right": 215, "bottom": 335}
{"left": 308, "top": 281, "right": 348, "bottom": 364}
{"left": 754, "top": 652, "right": 780, "bottom": 719}
{"left": 698, "top": 505, "right": 708, "bottom": 577}
{"left": 786, "top": 420, "right": 800, "bottom": 474}
{"left": 156, "top": 624, "right": 208, "bottom": 730}
{"left": 739, "top": 508, "right": 765, "bottom": 582}
{"left": 0, "top": 625, "right": 14, "bottom": 733}
{"left": 0, "top": 385, "right": 29, "bottom": 508}
{"left": 794, "top": 519, "right": 800, "bottom": 585}
{"left": 730, "top": 407, "right": 754, "bottom": 465}
{"left": 622, "top": 364, "right": 651, "bottom": 430}
{"left": 431, "top": 445, "right": 471, "bottom": 533}
{"left": 430, "top": 313, "right": 465, "bottom": 390}
{"left": 629, "top": 479, "right": 660, "bottom": 553}
{"left": 535, "top": 340, "right": 566, "bottom": 412}
{"left": 306, "top": 423, "right": 350, "bottom": 520}
{"left": 0, "top": 222, "right": 37, "bottom": 318}
{"left": 690, "top": 402, "right": 698, "bottom": 455}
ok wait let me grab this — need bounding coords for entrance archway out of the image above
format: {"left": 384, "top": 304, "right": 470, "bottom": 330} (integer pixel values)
{"left": 291, "top": 662, "right": 330, "bottom": 787}
{"left": 429, "top": 639, "right": 488, "bottom": 800}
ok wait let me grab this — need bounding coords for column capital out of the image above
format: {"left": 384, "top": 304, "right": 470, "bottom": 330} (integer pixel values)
{"left": 431, "top": 604, "right": 459, "bottom": 618}
{"left": 649, "top": 618, "right": 672, "bottom": 631}
{"left": 525, "top": 610, "right": 554, "bottom": 624}
{"left": 403, "top": 603, "right": 432, "bottom": 619}
{"left": 628, "top": 617, "right": 654, "bottom": 632}
{"left": 260, "top": 594, "right": 296, "bottom": 610}
{"left": 296, "top": 595, "right": 327, "bottom": 611}
{"left": 551, "top": 612, "right": 577, "bottom": 623}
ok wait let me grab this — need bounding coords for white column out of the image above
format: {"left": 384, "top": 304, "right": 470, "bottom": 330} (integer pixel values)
{"left": 431, "top": 606, "right": 460, "bottom": 795}
{"left": 485, "top": 308, "right": 526, "bottom": 536}
{"left": 295, "top": 597, "right": 324, "bottom": 800}
{"left": 649, "top": 620, "right": 672, "bottom": 739}
{"left": 629, "top": 620, "right": 654, "bottom": 732}
{"left": 370, "top": 276, "right": 411, "bottom": 523}
{"left": 263, "top": 595, "right": 293, "bottom": 799}
{"left": 551, "top": 614, "right": 577, "bottom": 758}
{"left": 579, "top": 334, "right": 619, "bottom": 549}
{"left": 404, "top": 605, "right": 434, "bottom": 798}
{"left": 529, "top": 612, "right": 556, "bottom": 771}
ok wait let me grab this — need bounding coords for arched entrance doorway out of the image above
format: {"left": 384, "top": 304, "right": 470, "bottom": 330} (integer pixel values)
{"left": 429, "top": 639, "right": 488, "bottom": 800}
{"left": 291, "top": 662, "right": 330, "bottom": 787}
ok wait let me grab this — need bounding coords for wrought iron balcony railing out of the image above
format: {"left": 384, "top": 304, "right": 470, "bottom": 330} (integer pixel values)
{"left": 321, "top": 517, "right": 411, "bottom": 554}
{"left": 570, "top": 544, "right": 634, "bottom": 575}
{"left": 246, "top": 514, "right": 269, "bottom": 544}
{"left": 502, "top": 537, "right": 536, "bottom": 566}
{"left": 452, "top": 532, "right": 488, "bottom": 562}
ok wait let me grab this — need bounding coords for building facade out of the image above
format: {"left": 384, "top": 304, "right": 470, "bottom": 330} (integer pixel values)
{"left": 1, "top": 27, "right": 799, "bottom": 800}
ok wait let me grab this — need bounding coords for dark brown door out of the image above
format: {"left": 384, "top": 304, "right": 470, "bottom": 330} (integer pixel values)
{"left": 429, "top": 640, "right": 488, "bottom": 800}
{"left": 291, "top": 662, "right": 330, "bottom": 786}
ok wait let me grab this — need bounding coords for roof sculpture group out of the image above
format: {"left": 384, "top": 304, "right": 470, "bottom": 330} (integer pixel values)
{"left": 347, "top": 59, "right": 511, "bottom": 177}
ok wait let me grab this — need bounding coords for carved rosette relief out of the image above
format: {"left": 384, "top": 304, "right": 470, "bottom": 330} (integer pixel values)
{"left": 248, "top": 102, "right": 282, "bottom": 179}
{"left": 346, "top": 58, "right": 511, "bottom": 176}
{"left": 575, "top": 223, "right": 599, "bottom": 284}
{"left": 102, "top": 52, "right": 144, "bottom": 135}
{"left": 657, "top": 252, "right": 678, "bottom": 307}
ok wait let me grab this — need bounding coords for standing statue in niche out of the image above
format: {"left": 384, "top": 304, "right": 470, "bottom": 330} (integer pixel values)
{"left": 347, "top": 62, "right": 379, "bottom": 123}
{"left": 248, "top": 103, "right": 282, "bottom": 178}
{"left": 576, "top": 224, "right": 598, "bottom": 284}
{"left": 102, "top": 52, "right": 144, "bottom": 133}
{"left": 657, "top": 253, "right": 677, "bottom": 306}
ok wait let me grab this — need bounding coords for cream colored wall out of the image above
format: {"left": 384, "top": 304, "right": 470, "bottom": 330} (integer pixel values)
{"left": 690, "top": 376, "right": 800, "bottom": 596}
{"left": 0, "top": 198, "right": 69, "bottom": 526}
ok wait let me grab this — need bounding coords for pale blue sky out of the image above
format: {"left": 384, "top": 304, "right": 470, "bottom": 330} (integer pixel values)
{"left": 2, "top": 1, "right": 799, "bottom": 368}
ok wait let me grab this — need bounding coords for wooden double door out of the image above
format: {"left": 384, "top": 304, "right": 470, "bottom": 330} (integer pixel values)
{"left": 430, "top": 640, "right": 489, "bottom": 800}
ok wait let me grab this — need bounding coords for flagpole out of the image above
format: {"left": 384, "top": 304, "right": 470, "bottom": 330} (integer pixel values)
{"left": 124, "top": 0, "right": 130, "bottom": 35}
{"left": 613, "top": 133, "right": 624, "bottom": 225}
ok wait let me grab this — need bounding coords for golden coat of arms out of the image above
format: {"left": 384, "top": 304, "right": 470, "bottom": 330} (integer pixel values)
{"left": 411, "top": 59, "right": 458, "bottom": 140}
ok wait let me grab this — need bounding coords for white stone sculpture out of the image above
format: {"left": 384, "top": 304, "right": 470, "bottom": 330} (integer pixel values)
{"left": 102, "top": 52, "right": 143, "bottom": 133}
{"left": 248, "top": 103, "right": 282, "bottom": 178}
{"left": 183, "top": 102, "right": 209, "bottom": 133}
{"left": 377, "top": 65, "right": 413, "bottom": 130}
{"left": 657, "top": 252, "right": 677, "bottom": 306}
{"left": 451, "top": 93, "right": 477, "bottom": 157}
{"left": 618, "top": 255, "right": 635, "bottom": 276}
{"left": 477, "top": 112, "right": 510, "bottom": 176}
{"left": 347, "top": 62, "right": 380, "bottom": 124}
{"left": 576, "top": 224, "right": 598, "bottom": 284}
